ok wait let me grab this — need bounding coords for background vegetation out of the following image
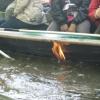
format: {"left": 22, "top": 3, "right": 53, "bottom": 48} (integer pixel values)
{"left": 0, "top": 0, "right": 14, "bottom": 11}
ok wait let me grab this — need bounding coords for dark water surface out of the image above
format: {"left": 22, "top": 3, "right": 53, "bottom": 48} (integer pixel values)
{"left": 0, "top": 53, "right": 100, "bottom": 100}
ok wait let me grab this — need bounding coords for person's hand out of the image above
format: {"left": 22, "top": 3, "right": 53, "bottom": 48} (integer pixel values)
{"left": 68, "top": 24, "right": 76, "bottom": 32}
{"left": 95, "top": 8, "right": 100, "bottom": 19}
{"left": 60, "top": 24, "right": 68, "bottom": 32}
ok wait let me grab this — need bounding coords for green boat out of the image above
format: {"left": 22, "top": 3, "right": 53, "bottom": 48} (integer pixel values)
{"left": 0, "top": 29, "right": 100, "bottom": 62}
{"left": 0, "top": 5, "right": 100, "bottom": 62}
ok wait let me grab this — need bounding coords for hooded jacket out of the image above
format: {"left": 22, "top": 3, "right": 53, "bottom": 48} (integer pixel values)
{"left": 50, "top": 0, "right": 90, "bottom": 25}
{"left": 5, "top": 0, "right": 47, "bottom": 25}
{"left": 88, "top": 0, "right": 100, "bottom": 26}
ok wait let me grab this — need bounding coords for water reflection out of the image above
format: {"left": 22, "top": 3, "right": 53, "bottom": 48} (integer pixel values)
{"left": 0, "top": 54, "right": 100, "bottom": 100}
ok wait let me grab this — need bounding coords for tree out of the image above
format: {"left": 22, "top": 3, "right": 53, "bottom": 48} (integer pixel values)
{"left": 0, "top": 0, "right": 14, "bottom": 11}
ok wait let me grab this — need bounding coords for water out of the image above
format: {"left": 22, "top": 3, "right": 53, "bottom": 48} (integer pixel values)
{"left": 0, "top": 53, "right": 100, "bottom": 100}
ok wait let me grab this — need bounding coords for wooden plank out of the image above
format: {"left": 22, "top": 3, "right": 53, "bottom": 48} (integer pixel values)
{"left": 0, "top": 28, "right": 100, "bottom": 46}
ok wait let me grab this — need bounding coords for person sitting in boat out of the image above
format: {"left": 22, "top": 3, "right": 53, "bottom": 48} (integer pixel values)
{"left": 88, "top": 0, "right": 100, "bottom": 33}
{"left": 47, "top": 0, "right": 90, "bottom": 33}
{"left": 0, "top": 0, "right": 48, "bottom": 30}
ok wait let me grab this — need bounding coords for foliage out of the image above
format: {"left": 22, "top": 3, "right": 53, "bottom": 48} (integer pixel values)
{"left": 0, "top": 0, "right": 14, "bottom": 11}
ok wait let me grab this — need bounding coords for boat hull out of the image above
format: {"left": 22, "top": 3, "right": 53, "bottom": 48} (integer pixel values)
{"left": 0, "top": 37, "right": 100, "bottom": 62}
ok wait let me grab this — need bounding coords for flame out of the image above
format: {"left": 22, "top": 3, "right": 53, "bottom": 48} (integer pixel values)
{"left": 52, "top": 42, "right": 65, "bottom": 61}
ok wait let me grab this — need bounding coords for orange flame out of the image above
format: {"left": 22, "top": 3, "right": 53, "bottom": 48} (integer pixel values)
{"left": 52, "top": 42, "right": 65, "bottom": 61}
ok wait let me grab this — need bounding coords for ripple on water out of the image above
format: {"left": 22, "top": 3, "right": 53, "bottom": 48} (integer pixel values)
{"left": 0, "top": 56, "right": 100, "bottom": 100}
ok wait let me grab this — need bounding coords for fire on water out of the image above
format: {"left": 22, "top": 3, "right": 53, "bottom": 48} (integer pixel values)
{"left": 52, "top": 42, "right": 66, "bottom": 61}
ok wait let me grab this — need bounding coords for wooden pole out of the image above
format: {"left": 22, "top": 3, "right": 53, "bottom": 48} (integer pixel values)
{"left": 0, "top": 28, "right": 100, "bottom": 46}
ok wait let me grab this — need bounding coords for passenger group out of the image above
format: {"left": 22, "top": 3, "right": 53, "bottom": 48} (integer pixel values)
{"left": 0, "top": 0, "right": 100, "bottom": 33}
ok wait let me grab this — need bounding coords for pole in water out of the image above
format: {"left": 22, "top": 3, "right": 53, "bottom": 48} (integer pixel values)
{"left": 0, "top": 50, "right": 14, "bottom": 60}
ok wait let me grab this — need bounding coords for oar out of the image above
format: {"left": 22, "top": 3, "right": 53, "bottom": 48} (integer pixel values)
{"left": 0, "top": 28, "right": 100, "bottom": 46}
{"left": 0, "top": 50, "right": 14, "bottom": 60}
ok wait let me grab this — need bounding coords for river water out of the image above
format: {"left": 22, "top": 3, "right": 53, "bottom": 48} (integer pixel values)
{"left": 0, "top": 53, "right": 100, "bottom": 100}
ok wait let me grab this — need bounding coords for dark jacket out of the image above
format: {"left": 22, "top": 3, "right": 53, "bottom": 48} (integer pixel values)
{"left": 50, "top": 0, "right": 90, "bottom": 25}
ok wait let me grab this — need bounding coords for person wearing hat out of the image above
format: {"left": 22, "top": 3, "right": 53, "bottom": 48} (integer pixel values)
{"left": 48, "top": 0, "right": 90, "bottom": 33}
